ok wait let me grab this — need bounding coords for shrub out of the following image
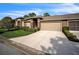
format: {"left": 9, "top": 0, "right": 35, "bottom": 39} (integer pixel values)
{"left": 15, "top": 26, "right": 21, "bottom": 30}
{"left": 9, "top": 27, "right": 18, "bottom": 31}
{"left": 28, "top": 27, "right": 40, "bottom": 32}
{"left": 27, "top": 28, "right": 37, "bottom": 32}
{"left": 62, "top": 26, "right": 69, "bottom": 31}
{"left": 62, "top": 26, "right": 79, "bottom": 42}
{"left": 0, "top": 26, "right": 2, "bottom": 29}
{"left": 21, "top": 27, "right": 29, "bottom": 31}
{"left": 21, "top": 27, "right": 39, "bottom": 32}
{"left": 0, "top": 29, "right": 7, "bottom": 34}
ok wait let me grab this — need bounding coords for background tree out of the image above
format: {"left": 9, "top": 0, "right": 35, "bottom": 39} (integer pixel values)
{"left": 43, "top": 12, "right": 50, "bottom": 16}
{"left": 23, "top": 15, "right": 29, "bottom": 18}
{"left": 28, "top": 13, "right": 36, "bottom": 17}
{"left": 1, "top": 16, "right": 13, "bottom": 30}
{"left": 16, "top": 17, "right": 24, "bottom": 19}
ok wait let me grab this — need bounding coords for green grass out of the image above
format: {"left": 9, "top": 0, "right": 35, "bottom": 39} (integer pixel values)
{"left": 0, "top": 30, "right": 33, "bottom": 38}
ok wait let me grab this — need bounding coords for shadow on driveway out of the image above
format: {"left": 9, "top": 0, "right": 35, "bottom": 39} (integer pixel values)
{"left": 41, "top": 36, "right": 79, "bottom": 55}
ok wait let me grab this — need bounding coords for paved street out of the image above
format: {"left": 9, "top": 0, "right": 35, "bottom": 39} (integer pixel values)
{"left": 0, "top": 41, "right": 27, "bottom": 55}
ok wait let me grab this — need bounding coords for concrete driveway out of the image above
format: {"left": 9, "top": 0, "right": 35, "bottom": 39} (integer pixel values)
{"left": 9, "top": 31, "right": 79, "bottom": 55}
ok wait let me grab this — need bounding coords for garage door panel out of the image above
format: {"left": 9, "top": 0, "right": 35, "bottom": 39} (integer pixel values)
{"left": 41, "top": 21, "right": 62, "bottom": 31}
{"left": 69, "top": 21, "right": 79, "bottom": 31}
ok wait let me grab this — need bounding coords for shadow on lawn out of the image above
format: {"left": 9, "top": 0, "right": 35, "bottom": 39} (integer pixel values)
{"left": 41, "top": 36, "right": 79, "bottom": 55}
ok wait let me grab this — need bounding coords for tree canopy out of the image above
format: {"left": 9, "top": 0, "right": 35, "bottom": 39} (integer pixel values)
{"left": 23, "top": 15, "right": 29, "bottom": 18}
{"left": 28, "top": 13, "right": 36, "bottom": 17}
{"left": 1, "top": 16, "right": 12, "bottom": 23}
{"left": 43, "top": 12, "right": 50, "bottom": 16}
{"left": 1, "top": 16, "right": 13, "bottom": 30}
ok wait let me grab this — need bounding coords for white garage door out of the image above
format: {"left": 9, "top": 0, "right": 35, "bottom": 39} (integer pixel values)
{"left": 40, "top": 21, "right": 62, "bottom": 31}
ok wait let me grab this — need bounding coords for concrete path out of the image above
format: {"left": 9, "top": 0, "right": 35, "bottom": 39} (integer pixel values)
{"left": 10, "top": 31, "right": 79, "bottom": 55}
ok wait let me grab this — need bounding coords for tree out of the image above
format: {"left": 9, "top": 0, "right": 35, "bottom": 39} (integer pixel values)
{"left": 43, "top": 12, "right": 50, "bottom": 16}
{"left": 24, "top": 15, "right": 29, "bottom": 18}
{"left": 1, "top": 16, "right": 13, "bottom": 30}
{"left": 16, "top": 17, "right": 24, "bottom": 19}
{"left": 28, "top": 13, "right": 36, "bottom": 17}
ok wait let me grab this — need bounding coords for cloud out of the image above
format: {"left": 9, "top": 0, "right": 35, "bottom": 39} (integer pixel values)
{"left": 11, "top": 8, "right": 45, "bottom": 16}
{"left": 0, "top": 12, "right": 24, "bottom": 19}
{"left": 0, "top": 8, "right": 45, "bottom": 19}
{"left": 0, "top": 3, "right": 79, "bottom": 19}
{"left": 12, "top": 3, "right": 79, "bottom": 15}
{"left": 50, "top": 3, "right": 79, "bottom": 14}
{"left": 0, "top": 13, "right": 23, "bottom": 16}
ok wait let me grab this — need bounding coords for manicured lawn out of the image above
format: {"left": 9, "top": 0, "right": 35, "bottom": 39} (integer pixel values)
{"left": 0, "top": 30, "right": 33, "bottom": 38}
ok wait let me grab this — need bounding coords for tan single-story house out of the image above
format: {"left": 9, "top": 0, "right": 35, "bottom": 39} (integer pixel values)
{"left": 15, "top": 13, "right": 79, "bottom": 31}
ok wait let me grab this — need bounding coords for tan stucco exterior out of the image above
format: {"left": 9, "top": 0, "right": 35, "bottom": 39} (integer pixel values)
{"left": 15, "top": 19, "right": 22, "bottom": 27}
{"left": 15, "top": 13, "right": 79, "bottom": 31}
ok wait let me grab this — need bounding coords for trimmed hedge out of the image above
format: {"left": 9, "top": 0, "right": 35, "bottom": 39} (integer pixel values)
{"left": 62, "top": 26, "right": 79, "bottom": 42}
{"left": 9, "top": 26, "right": 20, "bottom": 31}
{"left": 0, "top": 26, "right": 21, "bottom": 34}
{"left": 21, "top": 27, "right": 39, "bottom": 32}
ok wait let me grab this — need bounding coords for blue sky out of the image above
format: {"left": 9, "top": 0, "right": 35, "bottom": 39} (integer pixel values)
{"left": 0, "top": 3, "right": 79, "bottom": 19}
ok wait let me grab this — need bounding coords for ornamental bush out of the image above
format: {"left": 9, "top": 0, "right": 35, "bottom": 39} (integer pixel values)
{"left": 62, "top": 26, "right": 79, "bottom": 42}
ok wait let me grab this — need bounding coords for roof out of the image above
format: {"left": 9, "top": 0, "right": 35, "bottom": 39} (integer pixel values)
{"left": 24, "top": 13, "right": 79, "bottom": 21}
{"left": 42, "top": 13, "right": 79, "bottom": 21}
{"left": 15, "top": 17, "right": 24, "bottom": 20}
{"left": 24, "top": 16, "right": 42, "bottom": 20}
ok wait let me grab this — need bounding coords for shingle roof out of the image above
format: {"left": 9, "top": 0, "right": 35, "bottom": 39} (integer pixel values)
{"left": 15, "top": 17, "right": 24, "bottom": 20}
{"left": 24, "top": 13, "right": 79, "bottom": 21}
{"left": 42, "top": 13, "right": 79, "bottom": 21}
{"left": 24, "top": 16, "right": 42, "bottom": 20}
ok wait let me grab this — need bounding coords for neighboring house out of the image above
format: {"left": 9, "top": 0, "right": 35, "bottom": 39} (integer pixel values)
{"left": 15, "top": 13, "right": 79, "bottom": 31}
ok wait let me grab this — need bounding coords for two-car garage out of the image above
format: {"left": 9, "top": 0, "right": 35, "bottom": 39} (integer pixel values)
{"left": 40, "top": 20, "right": 79, "bottom": 31}
{"left": 40, "top": 21, "right": 62, "bottom": 31}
